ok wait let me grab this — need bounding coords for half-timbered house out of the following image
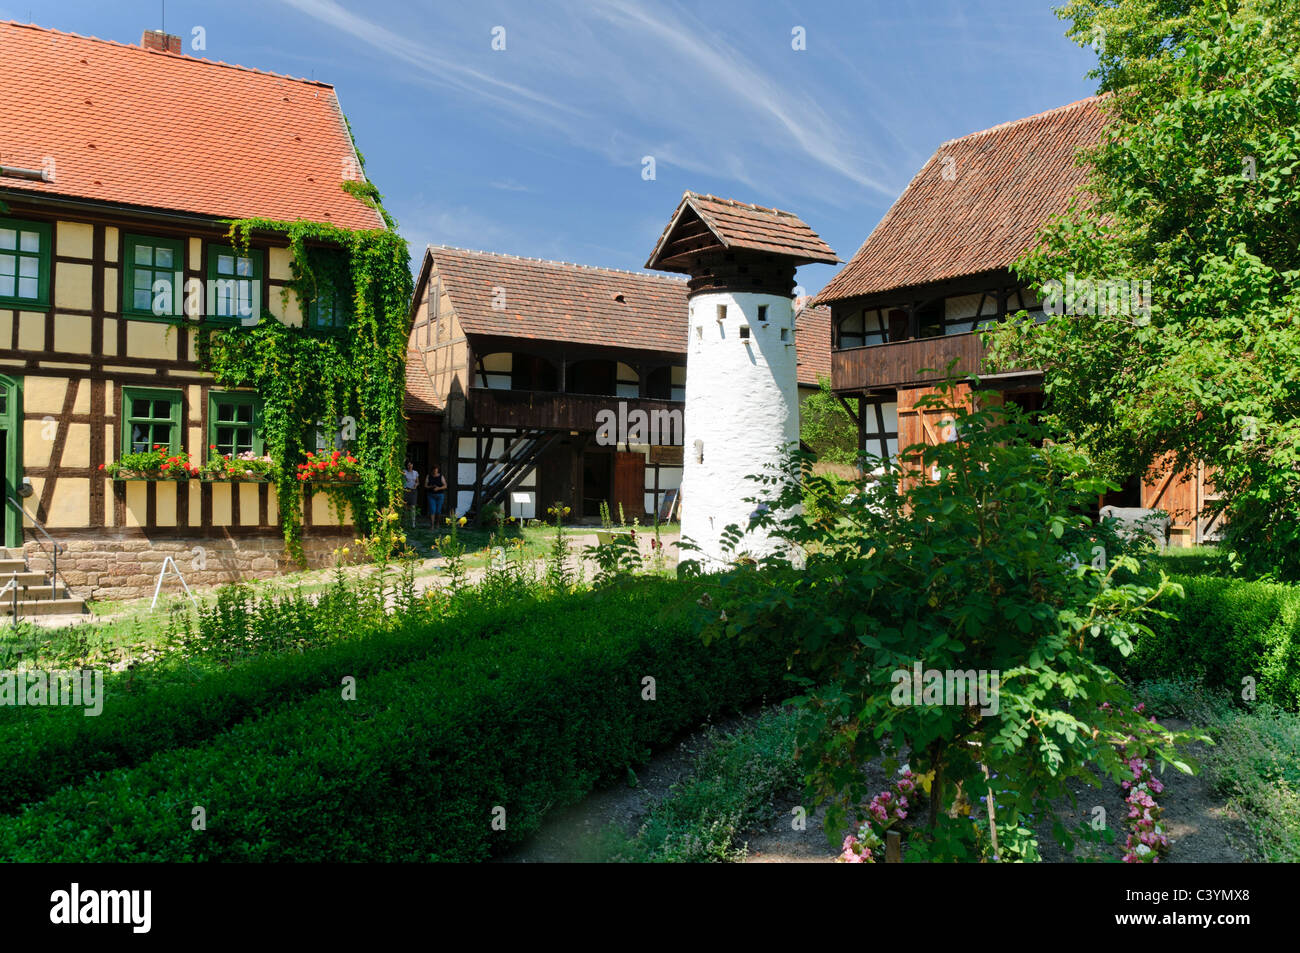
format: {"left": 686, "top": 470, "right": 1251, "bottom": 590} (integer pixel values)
{"left": 404, "top": 242, "right": 832, "bottom": 523}
{"left": 815, "top": 96, "right": 1215, "bottom": 544}
{"left": 0, "top": 22, "right": 387, "bottom": 606}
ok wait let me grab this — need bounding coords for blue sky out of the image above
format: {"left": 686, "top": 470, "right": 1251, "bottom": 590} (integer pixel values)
{"left": 10, "top": 1, "right": 1098, "bottom": 294}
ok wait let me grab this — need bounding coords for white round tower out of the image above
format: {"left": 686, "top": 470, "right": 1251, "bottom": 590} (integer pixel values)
{"left": 645, "top": 193, "right": 838, "bottom": 571}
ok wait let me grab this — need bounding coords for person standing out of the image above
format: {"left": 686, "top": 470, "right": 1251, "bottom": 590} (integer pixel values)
{"left": 402, "top": 461, "right": 419, "bottom": 525}
{"left": 425, "top": 465, "right": 447, "bottom": 528}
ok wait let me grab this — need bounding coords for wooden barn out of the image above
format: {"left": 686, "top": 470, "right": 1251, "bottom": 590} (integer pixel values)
{"left": 404, "top": 244, "right": 831, "bottom": 522}
{"left": 0, "top": 22, "right": 388, "bottom": 605}
{"left": 814, "top": 96, "right": 1216, "bottom": 544}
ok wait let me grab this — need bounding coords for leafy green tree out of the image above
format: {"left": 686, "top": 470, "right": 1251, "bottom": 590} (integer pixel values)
{"left": 800, "top": 376, "right": 858, "bottom": 466}
{"left": 699, "top": 382, "right": 1195, "bottom": 861}
{"left": 988, "top": 0, "right": 1300, "bottom": 578}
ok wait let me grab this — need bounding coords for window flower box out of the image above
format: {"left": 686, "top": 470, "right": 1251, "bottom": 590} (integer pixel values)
{"left": 202, "top": 448, "right": 279, "bottom": 482}
{"left": 297, "top": 450, "right": 362, "bottom": 485}
{"left": 102, "top": 447, "right": 200, "bottom": 480}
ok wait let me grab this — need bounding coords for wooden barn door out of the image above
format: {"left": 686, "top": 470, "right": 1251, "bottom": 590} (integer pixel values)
{"left": 613, "top": 451, "right": 645, "bottom": 521}
{"left": 539, "top": 440, "right": 579, "bottom": 515}
{"left": 1141, "top": 455, "right": 1197, "bottom": 545}
{"left": 895, "top": 383, "right": 994, "bottom": 486}
{"left": 1197, "top": 463, "right": 1226, "bottom": 542}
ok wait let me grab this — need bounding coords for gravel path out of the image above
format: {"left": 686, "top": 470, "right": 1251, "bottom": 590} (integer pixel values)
{"left": 501, "top": 710, "right": 1250, "bottom": 864}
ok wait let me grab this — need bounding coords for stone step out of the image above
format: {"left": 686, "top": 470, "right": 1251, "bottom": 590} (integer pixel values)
{"left": 0, "top": 571, "right": 50, "bottom": 586}
{"left": 1, "top": 583, "right": 66, "bottom": 601}
{"left": 0, "top": 559, "right": 27, "bottom": 574}
{"left": 6, "top": 597, "right": 88, "bottom": 618}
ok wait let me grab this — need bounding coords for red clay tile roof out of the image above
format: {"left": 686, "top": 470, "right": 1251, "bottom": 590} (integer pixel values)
{"left": 646, "top": 191, "right": 838, "bottom": 271}
{"left": 0, "top": 21, "right": 385, "bottom": 230}
{"left": 795, "top": 304, "right": 832, "bottom": 386}
{"left": 426, "top": 246, "right": 690, "bottom": 353}
{"left": 815, "top": 96, "right": 1108, "bottom": 305}
{"left": 404, "top": 347, "right": 443, "bottom": 415}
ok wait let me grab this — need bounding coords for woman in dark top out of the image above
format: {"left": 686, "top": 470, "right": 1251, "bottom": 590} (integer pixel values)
{"left": 425, "top": 465, "right": 447, "bottom": 528}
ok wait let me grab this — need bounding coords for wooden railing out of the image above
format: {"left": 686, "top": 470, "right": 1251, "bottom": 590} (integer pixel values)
{"left": 832, "top": 332, "right": 989, "bottom": 392}
{"left": 467, "top": 388, "right": 684, "bottom": 433}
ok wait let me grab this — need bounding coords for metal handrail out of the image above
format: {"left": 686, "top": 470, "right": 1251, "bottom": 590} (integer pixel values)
{"left": 1, "top": 572, "right": 16, "bottom": 626}
{"left": 5, "top": 496, "right": 65, "bottom": 599}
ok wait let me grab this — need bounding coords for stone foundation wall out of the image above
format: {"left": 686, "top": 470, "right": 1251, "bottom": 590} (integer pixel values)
{"left": 19, "top": 533, "right": 351, "bottom": 602}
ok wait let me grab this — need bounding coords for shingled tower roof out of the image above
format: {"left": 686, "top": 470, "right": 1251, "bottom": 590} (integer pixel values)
{"left": 645, "top": 191, "right": 838, "bottom": 272}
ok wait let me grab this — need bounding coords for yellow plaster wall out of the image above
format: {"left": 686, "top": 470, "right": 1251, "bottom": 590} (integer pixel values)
{"left": 210, "top": 482, "right": 232, "bottom": 526}
{"left": 54, "top": 314, "right": 93, "bottom": 354}
{"left": 54, "top": 263, "right": 93, "bottom": 311}
{"left": 18, "top": 312, "right": 44, "bottom": 351}
{"left": 57, "top": 221, "right": 94, "bottom": 260}
{"left": 155, "top": 481, "right": 177, "bottom": 527}
{"left": 126, "top": 321, "right": 174, "bottom": 361}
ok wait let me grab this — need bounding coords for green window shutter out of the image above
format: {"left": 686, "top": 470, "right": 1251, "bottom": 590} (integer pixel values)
{"left": 208, "top": 391, "right": 264, "bottom": 457}
{"left": 0, "top": 217, "right": 53, "bottom": 309}
{"left": 121, "top": 387, "right": 183, "bottom": 456}
{"left": 205, "top": 244, "right": 263, "bottom": 326}
{"left": 122, "top": 234, "right": 185, "bottom": 321}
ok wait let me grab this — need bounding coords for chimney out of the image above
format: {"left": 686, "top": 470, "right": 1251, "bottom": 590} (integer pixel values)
{"left": 140, "top": 30, "right": 183, "bottom": 54}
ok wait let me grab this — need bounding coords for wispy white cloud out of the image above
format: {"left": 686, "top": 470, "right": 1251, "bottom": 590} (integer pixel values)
{"left": 581, "top": 0, "right": 895, "bottom": 197}
{"left": 278, "top": 0, "right": 587, "bottom": 129}
{"left": 278, "top": 0, "right": 903, "bottom": 206}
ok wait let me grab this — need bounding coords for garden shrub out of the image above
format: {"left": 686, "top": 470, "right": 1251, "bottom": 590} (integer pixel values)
{"left": 0, "top": 586, "right": 551, "bottom": 814}
{"left": 699, "top": 380, "right": 1195, "bottom": 862}
{"left": 0, "top": 578, "right": 795, "bottom": 861}
{"left": 1116, "top": 574, "right": 1300, "bottom": 709}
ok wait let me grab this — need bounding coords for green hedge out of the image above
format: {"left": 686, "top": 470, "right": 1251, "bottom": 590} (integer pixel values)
{"left": 1120, "top": 573, "right": 1300, "bottom": 708}
{"left": 0, "top": 579, "right": 793, "bottom": 861}
{"left": 0, "top": 591, "right": 555, "bottom": 814}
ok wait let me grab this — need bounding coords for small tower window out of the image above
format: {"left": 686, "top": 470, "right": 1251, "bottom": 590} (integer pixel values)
{"left": 780, "top": 328, "right": 788, "bottom": 341}
{"left": 695, "top": 325, "right": 703, "bottom": 339}
{"left": 716, "top": 304, "right": 727, "bottom": 322}
{"left": 739, "top": 325, "right": 750, "bottom": 339}
{"left": 757, "top": 305, "right": 768, "bottom": 321}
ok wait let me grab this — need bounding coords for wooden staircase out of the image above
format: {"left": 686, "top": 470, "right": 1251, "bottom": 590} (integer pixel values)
{"left": 471, "top": 429, "right": 563, "bottom": 519}
{"left": 0, "top": 552, "right": 87, "bottom": 618}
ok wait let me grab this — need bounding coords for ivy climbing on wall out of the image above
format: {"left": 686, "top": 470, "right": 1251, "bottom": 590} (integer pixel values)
{"left": 197, "top": 185, "right": 413, "bottom": 563}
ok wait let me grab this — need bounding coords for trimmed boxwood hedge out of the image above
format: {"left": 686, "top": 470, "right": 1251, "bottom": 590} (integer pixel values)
{"left": 0, "top": 579, "right": 793, "bottom": 861}
{"left": 0, "top": 591, "right": 565, "bottom": 815}
{"left": 1117, "top": 574, "right": 1300, "bottom": 709}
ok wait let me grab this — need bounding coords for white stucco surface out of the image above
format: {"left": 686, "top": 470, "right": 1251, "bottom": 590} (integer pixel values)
{"left": 680, "top": 290, "right": 800, "bottom": 569}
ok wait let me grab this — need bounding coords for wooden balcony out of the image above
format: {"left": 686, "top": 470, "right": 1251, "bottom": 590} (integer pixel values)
{"left": 467, "top": 387, "right": 683, "bottom": 433}
{"left": 832, "top": 332, "right": 989, "bottom": 393}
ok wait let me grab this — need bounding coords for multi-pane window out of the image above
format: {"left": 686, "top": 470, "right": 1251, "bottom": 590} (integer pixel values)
{"left": 0, "top": 218, "right": 51, "bottom": 307}
{"left": 308, "top": 285, "right": 348, "bottom": 330}
{"left": 124, "top": 235, "right": 184, "bottom": 318}
{"left": 209, "top": 392, "right": 263, "bottom": 457}
{"left": 206, "top": 245, "right": 262, "bottom": 324}
{"left": 122, "top": 388, "right": 182, "bottom": 455}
